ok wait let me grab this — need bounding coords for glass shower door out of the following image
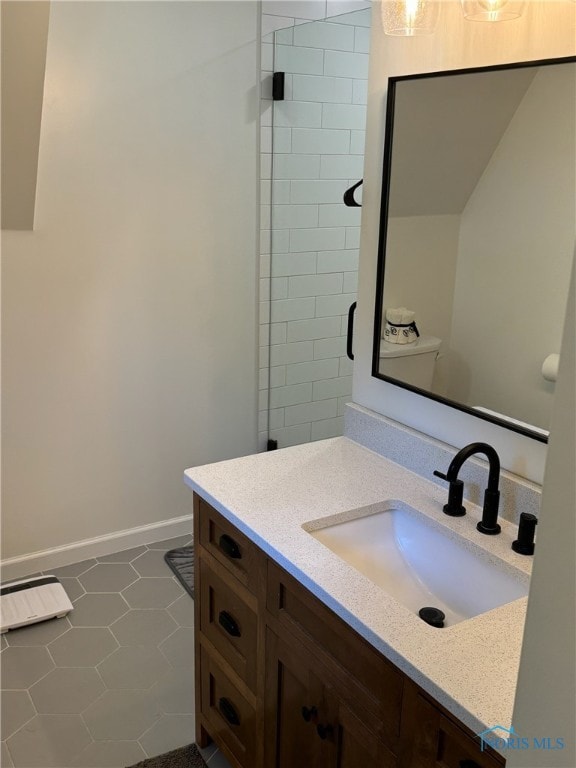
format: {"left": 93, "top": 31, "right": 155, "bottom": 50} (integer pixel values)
{"left": 263, "top": 7, "right": 370, "bottom": 449}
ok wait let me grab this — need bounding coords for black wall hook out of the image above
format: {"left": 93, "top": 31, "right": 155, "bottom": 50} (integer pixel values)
{"left": 343, "top": 179, "right": 363, "bottom": 207}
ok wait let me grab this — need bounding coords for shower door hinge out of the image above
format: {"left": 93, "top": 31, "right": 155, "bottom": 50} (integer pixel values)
{"left": 272, "top": 72, "right": 285, "bottom": 101}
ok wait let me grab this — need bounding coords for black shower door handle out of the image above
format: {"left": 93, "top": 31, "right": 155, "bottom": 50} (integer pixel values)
{"left": 343, "top": 179, "right": 363, "bottom": 207}
{"left": 346, "top": 302, "right": 357, "bottom": 361}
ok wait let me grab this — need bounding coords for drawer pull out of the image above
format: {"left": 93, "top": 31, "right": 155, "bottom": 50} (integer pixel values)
{"left": 219, "top": 534, "right": 242, "bottom": 560}
{"left": 459, "top": 762, "right": 481, "bottom": 768}
{"left": 218, "top": 610, "right": 241, "bottom": 637}
{"left": 301, "top": 705, "right": 318, "bottom": 723}
{"left": 316, "top": 723, "right": 333, "bottom": 740}
{"left": 218, "top": 697, "right": 240, "bottom": 726}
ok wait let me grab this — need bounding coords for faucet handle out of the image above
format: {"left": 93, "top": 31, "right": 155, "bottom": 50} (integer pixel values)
{"left": 433, "top": 471, "right": 466, "bottom": 517}
{"left": 512, "top": 512, "right": 538, "bottom": 555}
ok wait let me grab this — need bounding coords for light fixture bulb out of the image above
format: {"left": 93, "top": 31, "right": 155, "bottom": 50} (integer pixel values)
{"left": 381, "top": 0, "right": 439, "bottom": 36}
{"left": 461, "top": 0, "right": 524, "bottom": 21}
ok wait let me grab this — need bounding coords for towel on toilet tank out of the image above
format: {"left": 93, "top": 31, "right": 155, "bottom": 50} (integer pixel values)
{"left": 383, "top": 307, "right": 419, "bottom": 345}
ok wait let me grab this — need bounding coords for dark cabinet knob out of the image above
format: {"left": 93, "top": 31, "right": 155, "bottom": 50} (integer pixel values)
{"left": 301, "top": 705, "right": 318, "bottom": 722}
{"left": 219, "top": 533, "right": 241, "bottom": 559}
{"left": 218, "top": 697, "right": 240, "bottom": 726}
{"left": 218, "top": 610, "right": 241, "bottom": 637}
{"left": 316, "top": 723, "right": 333, "bottom": 740}
{"left": 459, "top": 761, "right": 481, "bottom": 768}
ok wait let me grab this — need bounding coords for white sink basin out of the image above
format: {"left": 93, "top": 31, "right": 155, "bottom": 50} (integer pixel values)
{"left": 306, "top": 503, "right": 529, "bottom": 627}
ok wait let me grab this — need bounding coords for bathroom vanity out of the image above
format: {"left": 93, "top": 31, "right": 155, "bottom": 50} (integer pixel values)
{"left": 185, "top": 435, "right": 534, "bottom": 768}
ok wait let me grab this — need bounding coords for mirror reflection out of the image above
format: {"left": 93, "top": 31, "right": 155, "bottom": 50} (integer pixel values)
{"left": 373, "top": 58, "right": 576, "bottom": 441}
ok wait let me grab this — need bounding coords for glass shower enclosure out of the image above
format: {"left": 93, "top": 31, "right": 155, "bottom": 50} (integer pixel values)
{"left": 259, "top": 7, "right": 371, "bottom": 450}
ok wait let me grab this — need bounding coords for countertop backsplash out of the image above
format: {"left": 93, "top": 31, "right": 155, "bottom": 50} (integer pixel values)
{"left": 344, "top": 402, "right": 541, "bottom": 525}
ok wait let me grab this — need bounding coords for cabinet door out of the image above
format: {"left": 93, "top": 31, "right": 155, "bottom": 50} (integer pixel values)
{"left": 337, "top": 699, "right": 397, "bottom": 768}
{"left": 267, "top": 561, "right": 403, "bottom": 752}
{"left": 265, "top": 628, "right": 398, "bottom": 768}
{"left": 399, "top": 683, "right": 503, "bottom": 768}
{"left": 264, "top": 628, "right": 336, "bottom": 768}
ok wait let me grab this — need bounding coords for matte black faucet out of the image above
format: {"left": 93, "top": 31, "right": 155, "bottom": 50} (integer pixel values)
{"left": 434, "top": 442, "right": 502, "bottom": 535}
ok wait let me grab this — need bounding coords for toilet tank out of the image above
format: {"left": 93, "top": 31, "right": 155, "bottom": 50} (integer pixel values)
{"left": 379, "top": 335, "right": 441, "bottom": 389}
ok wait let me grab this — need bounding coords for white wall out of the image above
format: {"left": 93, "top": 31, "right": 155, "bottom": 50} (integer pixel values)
{"left": 509, "top": 261, "right": 575, "bottom": 768}
{"left": 353, "top": 0, "right": 575, "bottom": 483}
{"left": 382, "top": 214, "right": 460, "bottom": 393}
{"left": 449, "top": 65, "right": 575, "bottom": 430}
{"left": 1, "top": 1, "right": 50, "bottom": 230}
{"left": 1, "top": 1, "right": 259, "bottom": 561}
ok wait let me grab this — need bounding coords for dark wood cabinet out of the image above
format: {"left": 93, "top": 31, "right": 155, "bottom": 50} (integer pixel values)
{"left": 266, "top": 559, "right": 403, "bottom": 754}
{"left": 337, "top": 701, "right": 399, "bottom": 768}
{"left": 399, "top": 685, "right": 503, "bottom": 768}
{"left": 198, "top": 557, "right": 258, "bottom": 691}
{"left": 264, "top": 626, "right": 397, "bottom": 768}
{"left": 264, "top": 627, "right": 333, "bottom": 768}
{"left": 194, "top": 494, "right": 505, "bottom": 768}
{"left": 199, "top": 646, "right": 257, "bottom": 767}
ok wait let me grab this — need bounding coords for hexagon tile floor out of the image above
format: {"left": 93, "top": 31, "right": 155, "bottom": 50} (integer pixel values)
{"left": 0, "top": 536, "right": 232, "bottom": 768}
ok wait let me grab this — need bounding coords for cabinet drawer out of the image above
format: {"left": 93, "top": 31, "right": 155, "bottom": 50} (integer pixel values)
{"left": 266, "top": 560, "right": 403, "bottom": 751}
{"left": 200, "top": 646, "right": 256, "bottom": 768}
{"left": 199, "top": 557, "right": 258, "bottom": 690}
{"left": 197, "top": 498, "right": 258, "bottom": 591}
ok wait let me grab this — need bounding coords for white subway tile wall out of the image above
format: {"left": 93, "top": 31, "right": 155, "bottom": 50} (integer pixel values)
{"left": 286, "top": 316, "right": 343, "bottom": 342}
{"left": 270, "top": 341, "right": 314, "bottom": 365}
{"left": 352, "top": 78, "right": 368, "bottom": 105}
{"left": 311, "top": 416, "right": 345, "bottom": 440}
{"left": 260, "top": 2, "right": 370, "bottom": 450}
{"left": 293, "top": 20, "right": 356, "bottom": 50}
{"left": 288, "top": 272, "right": 343, "bottom": 297}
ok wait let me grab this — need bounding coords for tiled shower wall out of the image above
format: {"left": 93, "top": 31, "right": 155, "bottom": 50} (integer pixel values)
{"left": 259, "top": 1, "right": 371, "bottom": 450}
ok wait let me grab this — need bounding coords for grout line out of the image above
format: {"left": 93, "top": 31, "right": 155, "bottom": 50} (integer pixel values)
{"left": 93, "top": 638, "right": 121, "bottom": 671}
{"left": 1, "top": 540, "right": 197, "bottom": 760}
{"left": 2, "top": 692, "right": 38, "bottom": 743}
{"left": 79, "top": 677, "right": 108, "bottom": 721}
{"left": 2, "top": 738, "right": 16, "bottom": 766}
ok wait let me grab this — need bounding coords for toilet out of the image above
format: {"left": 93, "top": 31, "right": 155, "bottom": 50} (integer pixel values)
{"left": 379, "top": 335, "right": 441, "bottom": 389}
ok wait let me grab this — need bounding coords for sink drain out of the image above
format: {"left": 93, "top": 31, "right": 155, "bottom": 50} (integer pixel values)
{"left": 418, "top": 606, "right": 445, "bottom": 628}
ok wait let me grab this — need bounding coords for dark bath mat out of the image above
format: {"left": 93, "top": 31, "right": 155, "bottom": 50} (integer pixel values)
{"left": 127, "top": 743, "right": 206, "bottom": 768}
{"left": 164, "top": 545, "right": 194, "bottom": 598}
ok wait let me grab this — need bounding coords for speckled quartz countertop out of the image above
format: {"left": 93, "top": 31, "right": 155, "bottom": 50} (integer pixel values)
{"left": 184, "top": 436, "right": 532, "bottom": 744}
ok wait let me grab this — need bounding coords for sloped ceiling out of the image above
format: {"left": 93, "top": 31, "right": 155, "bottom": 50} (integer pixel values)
{"left": 388, "top": 67, "right": 537, "bottom": 217}
{"left": 1, "top": 1, "right": 50, "bottom": 230}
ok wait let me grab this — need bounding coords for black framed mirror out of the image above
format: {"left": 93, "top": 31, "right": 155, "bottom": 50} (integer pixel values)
{"left": 372, "top": 56, "right": 576, "bottom": 444}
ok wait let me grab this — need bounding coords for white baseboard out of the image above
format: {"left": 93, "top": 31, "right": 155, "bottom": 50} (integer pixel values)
{"left": 0, "top": 514, "right": 194, "bottom": 582}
